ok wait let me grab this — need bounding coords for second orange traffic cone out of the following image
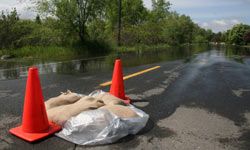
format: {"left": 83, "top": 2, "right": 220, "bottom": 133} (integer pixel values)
{"left": 110, "top": 59, "right": 131, "bottom": 104}
{"left": 9, "top": 67, "right": 61, "bottom": 142}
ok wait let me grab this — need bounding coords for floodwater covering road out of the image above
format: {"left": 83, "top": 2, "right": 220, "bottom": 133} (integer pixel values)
{"left": 1, "top": 45, "right": 250, "bottom": 149}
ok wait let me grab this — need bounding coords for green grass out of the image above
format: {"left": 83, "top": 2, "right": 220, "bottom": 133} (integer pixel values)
{"left": 0, "top": 44, "right": 171, "bottom": 60}
{"left": 14, "top": 46, "right": 79, "bottom": 59}
{"left": 0, "top": 43, "right": 204, "bottom": 60}
{"left": 0, "top": 46, "right": 90, "bottom": 60}
{"left": 117, "top": 44, "right": 170, "bottom": 53}
{"left": 0, "top": 41, "right": 114, "bottom": 60}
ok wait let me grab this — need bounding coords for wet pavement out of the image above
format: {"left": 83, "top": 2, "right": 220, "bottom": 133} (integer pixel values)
{"left": 1, "top": 46, "right": 250, "bottom": 149}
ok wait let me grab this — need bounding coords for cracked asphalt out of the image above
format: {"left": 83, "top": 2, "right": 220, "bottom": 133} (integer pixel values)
{"left": 1, "top": 49, "right": 250, "bottom": 150}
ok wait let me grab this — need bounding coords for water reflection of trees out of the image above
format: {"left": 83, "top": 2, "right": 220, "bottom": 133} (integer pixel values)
{"left": 0, "top": 58, "right": 111, "bottom": 80}
{"left": 2, "top": 69, "right": 20, "bottom": 80}
{"left": 108, "top": 44, "right": 211, "bottom": 67}
{"left": 1, "top": 45, "right": 249, "bottom": 80}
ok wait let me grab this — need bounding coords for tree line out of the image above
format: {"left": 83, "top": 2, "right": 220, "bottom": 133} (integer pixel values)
{"left": 0, "top": 0, "right": 249, "bottom": 53}
{"left": 212, "top": 24, "right": 250, "bottom": 46}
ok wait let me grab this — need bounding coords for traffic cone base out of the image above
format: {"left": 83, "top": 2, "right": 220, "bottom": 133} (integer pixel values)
{"left": 9, "top": 67, "right": 61, "bottom": 142}
{"left": 9, "top": 122, "right": 61, "bottom": 142}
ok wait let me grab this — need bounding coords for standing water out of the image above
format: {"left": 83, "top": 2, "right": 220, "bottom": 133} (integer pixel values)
{"left": 0, "top": 44, "right": 249, "bottom": 80}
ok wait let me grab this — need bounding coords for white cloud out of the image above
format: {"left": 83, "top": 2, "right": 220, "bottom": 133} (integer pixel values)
{"left": 169, "top": 0, "right": 250, "bottom": 9}
{"left": 212, "top": 20, "right": 227, "bottom": 26}
{"left": 143, "top": 0, "right": 152, "bottom": 9}
{"left": 0, "top": 0, "right": 36, "bottom": 19}
{"left": 231, "top": 19, "right": 240, "bottom": 24}
{"left": 199, "top": 19, "right": 242, "bottom": 32}
{"left": 201, "top": 22, "right": 209, "bottom": 27}
{"left": 143, "top": 0, "right": 238, "bottom": 9}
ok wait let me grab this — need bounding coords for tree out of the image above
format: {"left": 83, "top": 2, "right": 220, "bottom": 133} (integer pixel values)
{"left": 104, "top": 0, "right": 148, "bottom": 45}
{"left": 0, "top": 8, "right": 20, "bottom": 49}
{"left": 122, "top": 0, "right": 148, "bottom": 25}
{"left": 35, "top": 14, "right": 41, "bottom": 24}
{"left": 211, "top": 32, "right": 222, "bottom": 43}
{"left": 243, "top": 31, "right": 250, "bottom": 44}
{"left": 117, "top": 0, "right": 121, "bottom": 46}
{"left": 227, "top": 24, "right": 250, "bottom": 45}
{"left": 162, "top": 13, "right": 195, "bottom": 45}
{"left": 205, "top": 29, "right": 213, "bottom": 42}
{"left": 105, "top": 0, "right": 148, "bottom": 27}
{"left": 34, "top": 0, "right": 106, "bottom": 42}
{"left": 151, "top": 0, "right": 171, "bottom": 22}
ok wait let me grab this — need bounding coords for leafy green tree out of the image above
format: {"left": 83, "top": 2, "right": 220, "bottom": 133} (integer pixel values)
{"left": 150, "top": 0, "right": 171, "bottom": 22}
{"left": 103, "top": 0, "right": 149, "bottom": 45}
{"left": 227, "top": 24, "right": 250, "bottom": 45}
{"left": 243, "top": 30, "right": 250, "bottom": 44}
{"left": 211, "top": 32, "right": 222, "bottom": 43}
{"left": 34, "top": 0, "right": 106, "bottom": 42}
{"left": 205, "top": 29, "right": 213, "bottom": 42}
{"left": 122, "top": 0, "right": 148, "bottom": 25}
{"left": 193, "top": 35, "right": 207, "bottom": 43}
{"left": 104, "top": 0, "right": 148, "bottom": 27}
{"left": 192, "top": 26, "right": 213, "bottom": 43}
{"left": 17, "top": 21, "right": 62, "bottom": 47}
{"left": 1, "top": 0, "right": 228, "bottom": 53}
{"left": 0, "top": 8, "right": 20, "bottom": 49}
{"left": 162, "top": 13, "right": 195, "bottom": 45}
{"left": 0, "top": 8, "right": 64, "bottom": 49}
{"left": 87, "top": 19, "right": 108, "bottom": 41}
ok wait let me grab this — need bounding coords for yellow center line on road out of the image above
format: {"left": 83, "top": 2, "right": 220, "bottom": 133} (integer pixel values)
{"left": 100, "top": 66, "right": 161, "bottom": 87}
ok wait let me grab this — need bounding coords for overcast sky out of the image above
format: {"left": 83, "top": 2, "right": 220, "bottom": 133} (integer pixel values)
{"left": 0, "top": 0, "right": 250, "bottom": 32}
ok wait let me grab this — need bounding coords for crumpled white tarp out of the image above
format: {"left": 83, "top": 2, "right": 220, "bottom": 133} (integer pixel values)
{"left": 55, "top": 90, "right": 149, "bottom": 145}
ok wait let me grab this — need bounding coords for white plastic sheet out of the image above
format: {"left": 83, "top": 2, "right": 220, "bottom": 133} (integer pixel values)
{"left": 55, "top": 91, "right": 149, "bottom": 145}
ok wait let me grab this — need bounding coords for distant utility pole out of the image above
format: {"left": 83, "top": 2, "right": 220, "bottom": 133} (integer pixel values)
{"left": 117, "top": 0, "right": 122, "bottom": 46}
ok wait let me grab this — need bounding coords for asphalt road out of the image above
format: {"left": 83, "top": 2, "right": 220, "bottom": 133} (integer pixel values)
{"left": 1, "top": 50, "right": 250, "bottom": 150}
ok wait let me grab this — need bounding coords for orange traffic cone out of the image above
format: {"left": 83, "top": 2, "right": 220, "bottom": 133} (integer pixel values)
{"left": 110, "top": 59, "right": 131, "bottom": 104}
{"left": 9, "top": 67, "right": 61, "bottom": 142}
